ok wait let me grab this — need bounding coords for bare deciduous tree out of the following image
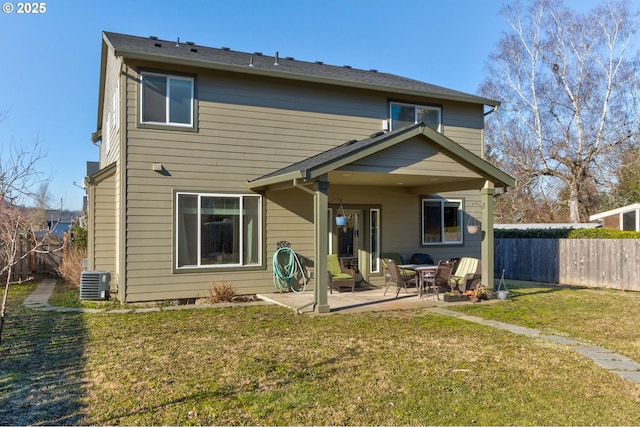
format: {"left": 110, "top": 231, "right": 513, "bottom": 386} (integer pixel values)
{"left": 481, "top": 0, "right": 640, "bottom": 223}
{"left": 0, "top": 113, "right": 60, "bottom": 346}
{"left": 612, "top": 145, "right": 640, "bottom": 205}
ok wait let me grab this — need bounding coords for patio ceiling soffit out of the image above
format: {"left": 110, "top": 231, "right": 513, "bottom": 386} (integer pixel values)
{"left": 247, "top": 123, "right": 516, "bottom": 192}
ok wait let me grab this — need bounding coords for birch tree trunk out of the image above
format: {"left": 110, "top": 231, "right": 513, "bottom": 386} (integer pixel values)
{"left": 481, "top": 0, "right": 640, "bottom": 223}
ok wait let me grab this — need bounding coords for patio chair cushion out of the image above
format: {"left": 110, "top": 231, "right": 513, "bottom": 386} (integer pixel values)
{"left": 381, "top": 252, "right": 416, "bottom": 278}
{"left": 449, "top": 257, "right": 481, "bottom": 292}
{"left": 381, "top": 252, "right": 404, "bottom": 265}
{"left": 327, "top": 254, "right": 356, "bottom": 293}
{"left": 408, "top": 253, "right": 435, "bottom": 265}
{"left": 327, "top": 254, "right": 345, "bottom": 275}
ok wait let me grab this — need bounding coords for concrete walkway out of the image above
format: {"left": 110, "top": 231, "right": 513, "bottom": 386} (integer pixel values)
{"left": 426, "top": 307, "right": 640, "bottom": 384}
{"left": 23, "top": 279, "right": 640, "bottom": 384}
{"left": 22, "top": 279, "right": 272, "bottom": 314}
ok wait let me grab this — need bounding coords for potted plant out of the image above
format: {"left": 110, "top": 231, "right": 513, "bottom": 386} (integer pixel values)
{"left": 444, "top": 284, "right": 489, "bottom": 303}
{"left": 443, "top": 291, "right": 470, "bottom": 302}
{"left": 335, "top": 200, "right": 347, "bottom": 226}
{"left": 467, "top": 214, "right": 480, "bottom": 234}
{"left": 496, "top": 270, "right": 509, "bottom": 300}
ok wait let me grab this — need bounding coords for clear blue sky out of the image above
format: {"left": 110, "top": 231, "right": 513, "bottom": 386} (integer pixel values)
{"left": 0, "top": 0, "right": 595, "bottom": 211}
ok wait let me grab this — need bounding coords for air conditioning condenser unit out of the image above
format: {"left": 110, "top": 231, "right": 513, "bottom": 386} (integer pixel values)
{"left": 80, "top": 271, "right": 111, "bottom": 300}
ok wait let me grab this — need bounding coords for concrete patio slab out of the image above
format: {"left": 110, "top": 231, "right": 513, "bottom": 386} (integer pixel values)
{"left": 257, "top": 285, "right": 449, "bottom": 314}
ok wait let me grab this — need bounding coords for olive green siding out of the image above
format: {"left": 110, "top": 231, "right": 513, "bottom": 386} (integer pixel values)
{"left": 101, "top": 53, "right": 122, "bottom": 167}
{"left": 87, "top": 165, "right": 118, "bottom": 292}
{"left": 264, "top": 185, "right": 481, "bottom": 289}
{"left": 94, "top": 45, "right": 489, "bottom": 302}
{"left": 326, "top": 185, "right": 482, "bottom": 286}
{"left": 348, "top": 136, "right": 479, "bottom": 178}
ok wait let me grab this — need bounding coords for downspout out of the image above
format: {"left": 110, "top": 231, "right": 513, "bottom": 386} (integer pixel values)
{"left": 483, "top": 104, "right": 499, "bottom": 116}
{"left": 292, "top": 178, "right": 317, "bottom": 313}
{"left": 482, "top": 104, "right": 499, "bottom": 159}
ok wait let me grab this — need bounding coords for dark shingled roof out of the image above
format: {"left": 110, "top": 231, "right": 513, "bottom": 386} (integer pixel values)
{"left": 248, "top": 122, "right": 517, "bottom": 190}
{"left": 102, "top": 31, "right": 499, "bottom": 107}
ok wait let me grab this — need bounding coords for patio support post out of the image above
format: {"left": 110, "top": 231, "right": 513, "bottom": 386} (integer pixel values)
{"left": 481, "top": 181, "right": 495, "bottom": 289}
{"left": 314, "top": 178, "right": 330, "bottom": 313}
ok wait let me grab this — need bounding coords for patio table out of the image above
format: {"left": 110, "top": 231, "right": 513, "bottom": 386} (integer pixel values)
{"left": 399, "top": 264, "right": 437, "bottom": 297}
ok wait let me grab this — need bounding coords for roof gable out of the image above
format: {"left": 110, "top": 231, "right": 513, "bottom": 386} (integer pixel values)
{"left": 248, "top": 123, "right": 516, "bottom": 190}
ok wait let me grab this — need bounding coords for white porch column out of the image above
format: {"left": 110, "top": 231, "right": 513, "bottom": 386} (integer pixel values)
{"left": 314, "top": 178, "right": 330, "bottom": 313}
{"left": 481, "top": 181, "right": 495, "bottom": 289}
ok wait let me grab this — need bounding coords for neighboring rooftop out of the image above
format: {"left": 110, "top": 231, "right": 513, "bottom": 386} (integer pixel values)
{"left": 589, "top": 203, "right": 640, "bottom": 221}
{"left": 102, "top": 31, "right": 499, "bottom": 107}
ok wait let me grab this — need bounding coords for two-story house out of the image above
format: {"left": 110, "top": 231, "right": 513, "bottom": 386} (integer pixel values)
{"left": 87, "top": 31, "right": 515, "bottom": 312}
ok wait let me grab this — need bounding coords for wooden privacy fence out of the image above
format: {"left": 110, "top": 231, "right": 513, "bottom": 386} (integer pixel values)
{"left": 2, "top": 231, "right": 65, "bottom": 283}
{"left": 495, "top": 238, "right": 640, "bottom": 292}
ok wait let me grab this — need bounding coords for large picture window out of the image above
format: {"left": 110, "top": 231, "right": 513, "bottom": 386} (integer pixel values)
{"left": 422, "top": 198, "right": 462, "bottom": 245}
{"left": 390, "top": 102, "right": 441, "bottom": 132}
{"left": 176, "top": 193, "right": 261, "bottom": 268}
{"left": 141, "top": 72, "right": 194, "bottom": 127}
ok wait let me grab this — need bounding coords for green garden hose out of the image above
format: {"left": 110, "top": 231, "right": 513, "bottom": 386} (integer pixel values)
{"left": 272, "top": 247, "right": 307, "bottom": 293}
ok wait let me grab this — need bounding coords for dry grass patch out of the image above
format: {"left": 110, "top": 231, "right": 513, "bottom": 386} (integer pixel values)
{"left": 56, "top": 246, "right": 86, "bottom": 287}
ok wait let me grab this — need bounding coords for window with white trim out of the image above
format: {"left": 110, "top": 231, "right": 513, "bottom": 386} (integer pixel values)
{"left": 422, "top": 198, "right": 462, "bottom": 245}
{"left": 390, "top": 102, "right": 441, "bottom": 131}
{"left": 176, "top": 193, "right": 262, "bottom": 268}
{"left": 141, "top": 72, "right": 194, "bottom": 127}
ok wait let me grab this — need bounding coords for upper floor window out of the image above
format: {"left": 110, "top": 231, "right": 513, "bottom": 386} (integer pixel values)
{"left": 422, "top": 198, "right": 462, "bottom": 245}
{"left": 141, "top": 72, "right": 194, "bottom": 127}
{"left": 390, "top": 102, "right": 441, "bottom": 132}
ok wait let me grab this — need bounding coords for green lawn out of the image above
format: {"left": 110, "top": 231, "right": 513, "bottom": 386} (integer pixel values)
{"left": 451, "top": 283, "right": 640, "bottom": 363}
{"left": 1, "top": 281, "right": 639, "bottom": 426}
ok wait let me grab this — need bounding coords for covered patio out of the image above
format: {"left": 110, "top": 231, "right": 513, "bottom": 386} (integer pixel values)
{"left": 258, "top": 285, "right": 463, "bottom": 315}
{"left": 249, "top": 123, "right": 516, "bottom": 313}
